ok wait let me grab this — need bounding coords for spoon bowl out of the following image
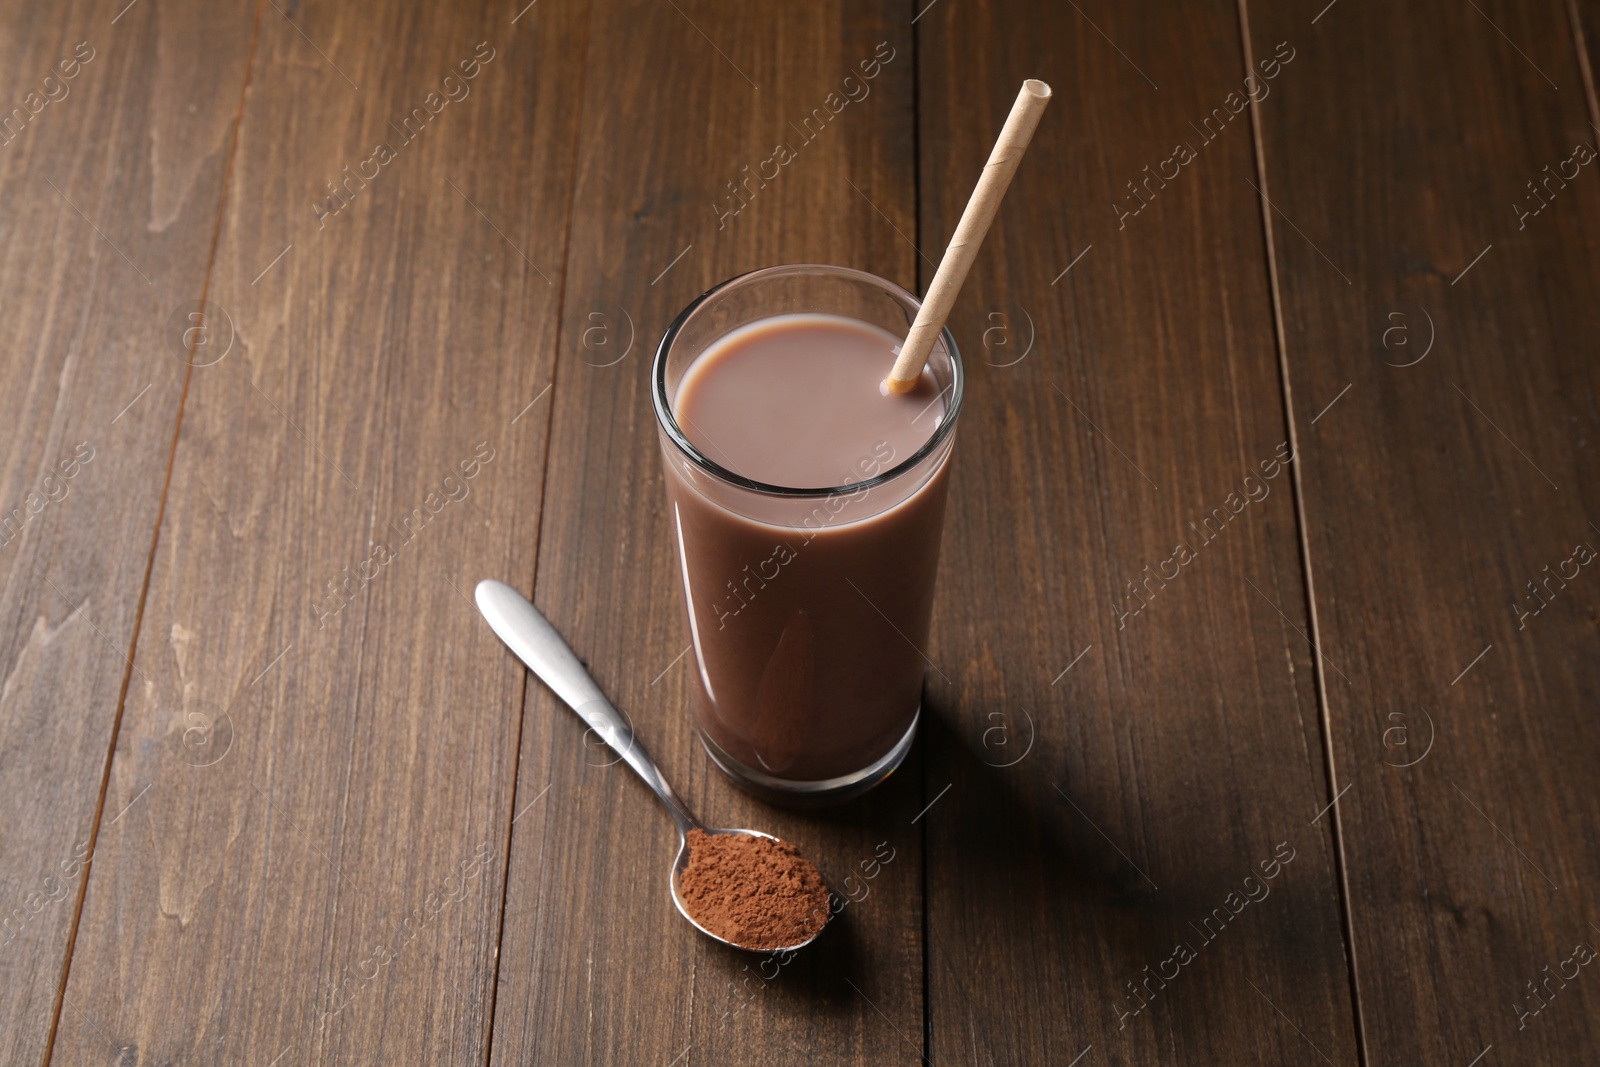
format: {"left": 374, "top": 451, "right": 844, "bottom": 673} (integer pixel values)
{"left": 474, "top": 580, "right": 832, "bottom": 953}
{"left": 669, "top": 827, "right": 830, "bottom": 953}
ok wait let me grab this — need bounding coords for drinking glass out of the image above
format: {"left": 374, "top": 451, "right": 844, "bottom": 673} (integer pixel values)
{"left": 652, "top": 264, "right": 963, "bottom": 804}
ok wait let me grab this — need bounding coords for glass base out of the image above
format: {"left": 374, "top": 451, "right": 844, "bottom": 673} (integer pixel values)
{"left": 698, "top": 708, "right": 919, "bottom": 807}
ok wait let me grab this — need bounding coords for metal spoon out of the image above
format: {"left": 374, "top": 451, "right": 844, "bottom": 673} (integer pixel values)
{"left": 473, "top": 579, "right": 831, "bottom": 952}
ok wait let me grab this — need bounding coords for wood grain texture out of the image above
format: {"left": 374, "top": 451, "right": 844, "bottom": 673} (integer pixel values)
{"left": 0, "top": 0, "right": 255, "bottom": 1062}
{"left": 1246, "top": 0, "right": 1600, "bottom": 1061}
{"left": 47, "top": 0, "right": 582, "bottom": 1062}
{"left": 6, "top": 0, "right": 1600, "bottom": 1061}
{"left": 916, "top": 1, "right": 1359, "bottom": 1063}
{"left": 485, "top": 2, "right": 925, "bottom": 1064}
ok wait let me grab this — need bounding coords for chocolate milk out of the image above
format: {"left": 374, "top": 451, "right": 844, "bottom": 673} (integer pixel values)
{"left": 663, "top": 313, "right": 951, "bottom": 783}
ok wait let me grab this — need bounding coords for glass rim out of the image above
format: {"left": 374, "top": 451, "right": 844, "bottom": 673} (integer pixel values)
{"left": 650, "top": 263, "right": 964, "bottom": 499}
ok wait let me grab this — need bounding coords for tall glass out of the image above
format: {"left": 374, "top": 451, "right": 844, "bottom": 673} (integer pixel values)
{"left": 652, "top": 264, "right": 963, "bottom": 803}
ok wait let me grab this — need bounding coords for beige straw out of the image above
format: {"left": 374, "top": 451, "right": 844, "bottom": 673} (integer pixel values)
{"left": 884, "top": 79, "right": 1052, "bottom": 393}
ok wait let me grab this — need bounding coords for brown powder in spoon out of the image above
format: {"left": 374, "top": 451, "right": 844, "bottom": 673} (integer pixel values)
{"left": 677, "top": 829, "right": 831, "bottom": 950}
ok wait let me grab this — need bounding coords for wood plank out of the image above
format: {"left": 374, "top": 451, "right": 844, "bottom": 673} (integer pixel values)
{"left": 48, "top": 1, "right": 583, "bottom": 1062}
{"left": 1243, "top": 0, "right": 1600, "bottom": 1062}
{"left": 486, "top": 2, "right": 925, "bottom": 1063}
{"left": 0, "top": 1, "right": 256, "bottom": 1062}
{"left": 917, "top": 2, "right": 1360, "bottom": 1063}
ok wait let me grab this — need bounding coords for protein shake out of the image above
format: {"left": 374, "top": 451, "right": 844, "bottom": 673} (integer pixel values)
{"left": 653, "top": 265, "right": 962, "bottom": 801}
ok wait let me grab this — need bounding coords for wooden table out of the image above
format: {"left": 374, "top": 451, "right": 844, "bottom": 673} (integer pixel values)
{"left": 3, "top": 0, "right": 1597, "bottom": 1063}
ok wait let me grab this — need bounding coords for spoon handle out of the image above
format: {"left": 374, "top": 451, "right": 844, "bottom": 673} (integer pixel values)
{"left": 474, "top": 580, "right": 700, "bottom": 836}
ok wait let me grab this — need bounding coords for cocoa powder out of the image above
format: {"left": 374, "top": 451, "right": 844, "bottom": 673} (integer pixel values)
{"left": 677, "top": 829, "right": 831, "bottom": 950}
